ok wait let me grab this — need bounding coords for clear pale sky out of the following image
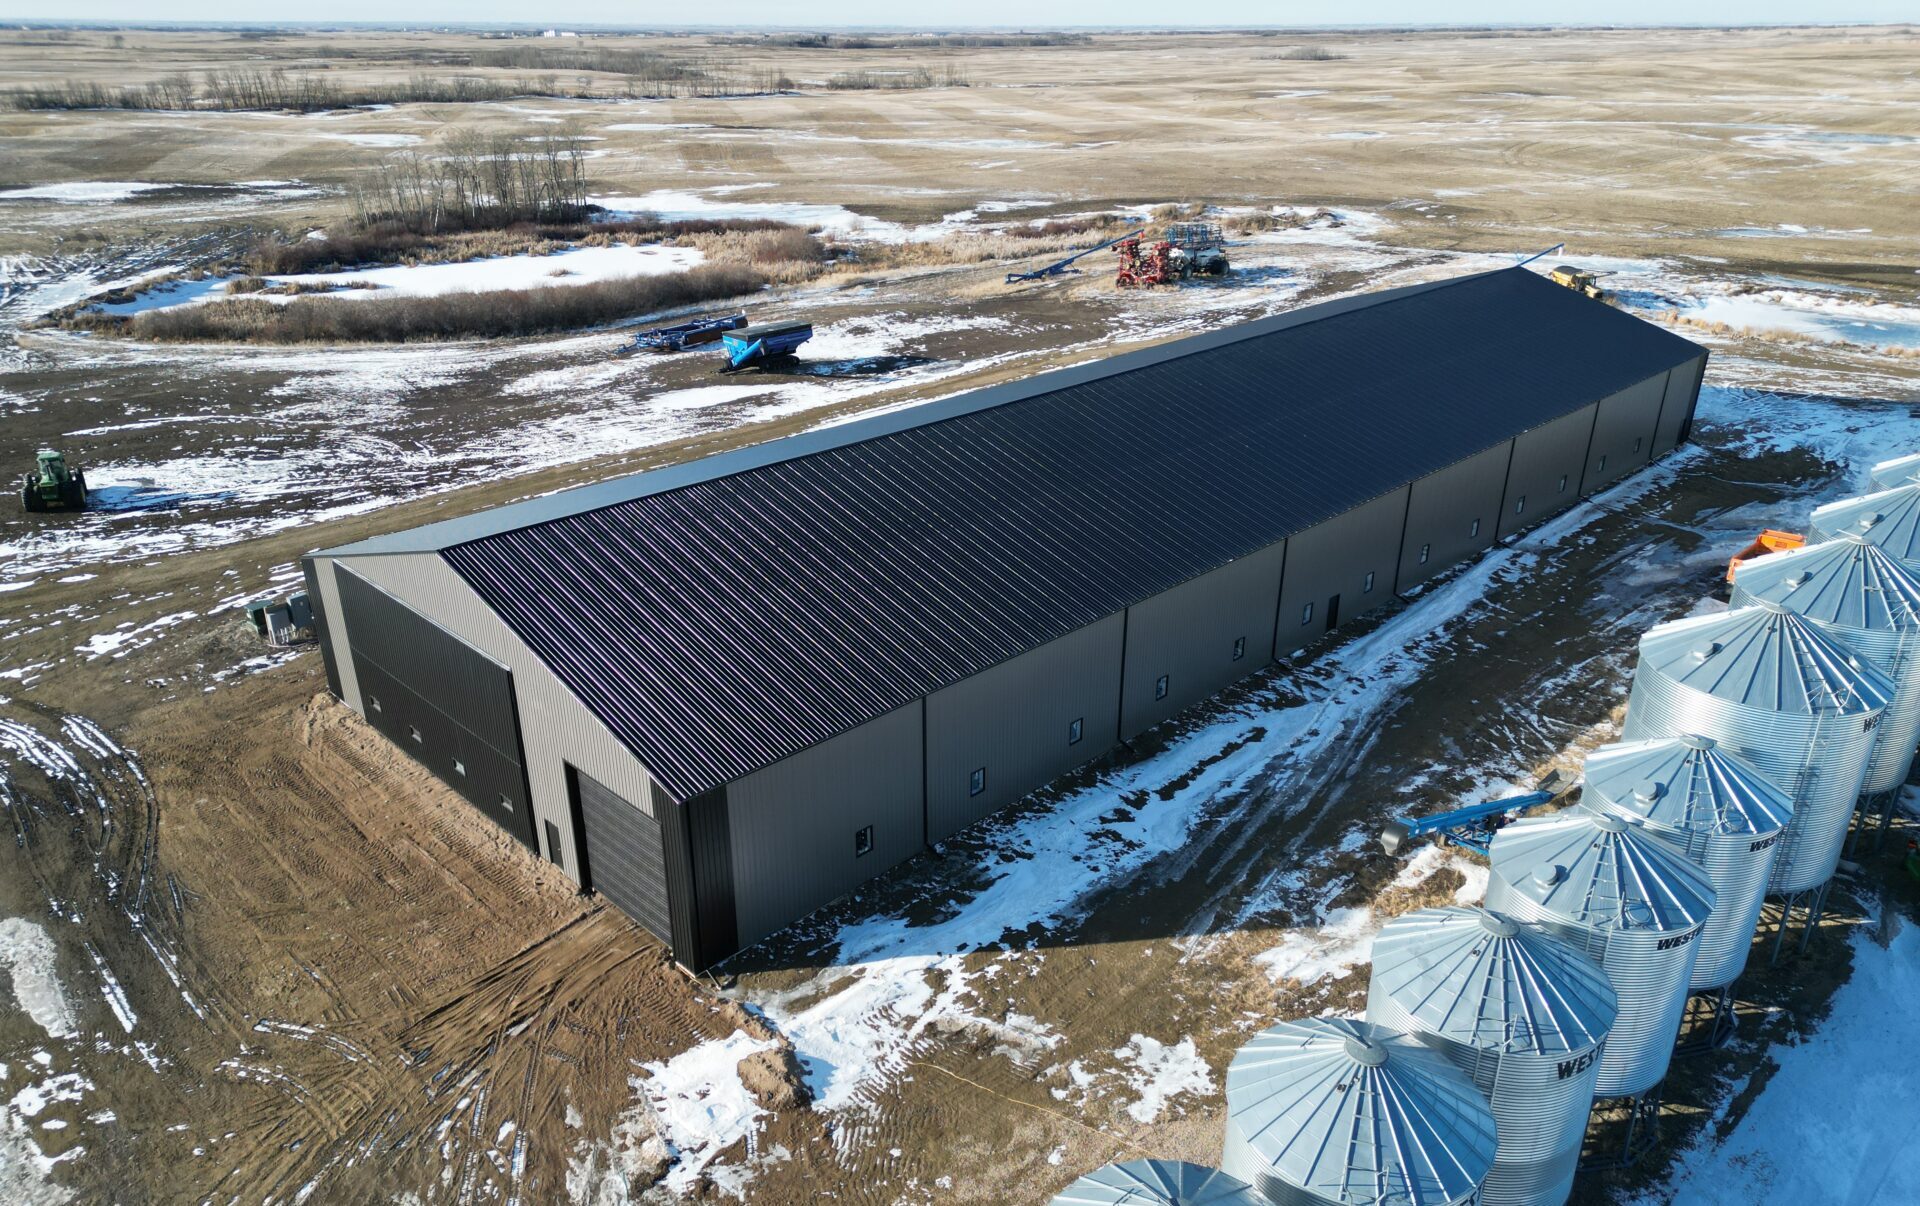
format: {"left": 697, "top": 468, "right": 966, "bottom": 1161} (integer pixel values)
{"left": 0, "top": 2, "right": 1911, "bottom": 26}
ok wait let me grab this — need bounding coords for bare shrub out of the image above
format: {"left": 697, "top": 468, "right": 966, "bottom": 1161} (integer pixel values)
{"left": 126, "top": 263, "right": 765, "bottom": 344}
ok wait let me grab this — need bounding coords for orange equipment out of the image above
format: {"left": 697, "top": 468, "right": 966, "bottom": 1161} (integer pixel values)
{"left": 1726, "top": 529, "right": 1805, "bottom": 584}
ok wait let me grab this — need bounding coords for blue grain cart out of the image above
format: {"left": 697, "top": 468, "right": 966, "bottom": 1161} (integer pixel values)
{"left": 719, "top": 321, "right": 813, "bottom": 372}
{"left": 631, "top": 313, "right": 747, "bottom": 352}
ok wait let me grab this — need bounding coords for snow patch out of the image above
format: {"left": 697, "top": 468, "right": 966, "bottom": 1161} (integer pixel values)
{"left": 0, "top": 919, "right": 77, "bottom": 1039}
{"left": 1113, "top": 1035, "right": 1214, "bottom": 1124}
{"left": 639, "top": 1030, "right": 774, "bottom": 1195}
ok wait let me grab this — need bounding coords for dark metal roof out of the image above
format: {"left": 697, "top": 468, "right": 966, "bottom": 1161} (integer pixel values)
{"left": 404, "top": 266, "right": 1701, "bottom": 800}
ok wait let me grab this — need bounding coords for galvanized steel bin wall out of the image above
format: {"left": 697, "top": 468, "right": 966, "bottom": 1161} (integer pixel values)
{"left": 1583, "top": 735, "right": 1793, "bottom": 991}
{"left": 1485, "top": 809, "right": 1716, "bottom": 1099}
{"left": 1366, "top": 908, "right": 1617, "bottom": 1206}
{"left": 1621, "top": 604, "right": 1890, "bottom": 894}
{"left": 1731, "top": 536, "right": 1920, "bottom": 797}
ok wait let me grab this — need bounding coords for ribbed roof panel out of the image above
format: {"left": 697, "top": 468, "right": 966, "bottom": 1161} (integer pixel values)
{"left": 435, "top": 268, "right": 1702, "bottom": 798}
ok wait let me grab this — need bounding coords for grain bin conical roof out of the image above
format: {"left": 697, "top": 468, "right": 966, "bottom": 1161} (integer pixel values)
{"left": 1584, "top": 735, "right": 1794, "bottom": 839}
{"left": 1733, "top": 534, "right": 1920, "bottom": 636}
{"left": 1632, "top": 602, "right": 1894, "bottom": 718}
{"left": 1221, "top": 1017, "right": 1496, "bottom": 1206}
{"left": 1810, "top": 483, "right": 1920, "bottom": 564}
{"left": 1368, "top": 906, "right": 1618, "bottom": 1056}
{"left": 1048, "top": 1161, "right": 1265, "bottom": 1206}
{"left": 1870, "top": 452, "right": 1920, "bottom": 491}
{"left": 1487, "top": 805, "right": 1716, "bottom": 934}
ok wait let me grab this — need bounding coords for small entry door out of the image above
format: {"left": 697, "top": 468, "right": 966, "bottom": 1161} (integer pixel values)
{"left": 1325, "top": 593, "right": 1341, "bottom": 632}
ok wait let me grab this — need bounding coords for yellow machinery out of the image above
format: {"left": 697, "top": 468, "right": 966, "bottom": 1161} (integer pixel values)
{"left": 1548, "top": 264, "right": 1611, "bottom": 303}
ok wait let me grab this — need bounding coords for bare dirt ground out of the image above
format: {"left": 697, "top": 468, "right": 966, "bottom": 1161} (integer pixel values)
{"left": 1, "top": 23, "right": 1919, "bottom": 1205}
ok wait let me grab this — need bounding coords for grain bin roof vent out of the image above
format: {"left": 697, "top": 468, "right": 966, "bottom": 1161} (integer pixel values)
{"left": 1731, "top": 533, "right": 1920, "bottom": 797}
{"left": 1367, "top": 906, "right": 1618, "bottom": 1206}
{"left": 1584, "top": 736, "right": 1793, "bottom": 992}
{"left": 1485, "top": 804, "right": 1715, "bottom": 1099}
{"left": 1048, "top": 1160, "right": 1265, "bottom": 1206}
{"left": 1221, "top": 1017, "right": 1496, "bottom": 1206}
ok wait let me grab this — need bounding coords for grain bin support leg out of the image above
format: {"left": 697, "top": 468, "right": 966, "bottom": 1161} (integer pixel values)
{"left": 1796, "top": 880, "right": 1831, "bottom": 958}
{"left": 1581, "top": 1086, "right": 1664, "bottom": 1170}
{"left": 1673, "top": 985, "right": 1737, "bottom": 1057}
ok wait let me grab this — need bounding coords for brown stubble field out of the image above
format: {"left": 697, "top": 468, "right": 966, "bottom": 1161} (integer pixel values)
{"left": 0, "top": 22, "right": 1918, "bottom": 1205}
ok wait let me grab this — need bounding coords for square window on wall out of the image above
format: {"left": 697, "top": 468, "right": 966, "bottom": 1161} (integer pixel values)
{"left": 1558, "top": 475, "right": 1568, "bottom": 493}
{"left": 453, "top": 759, "right": 467, "bottom": 777}
{"left": 1068, "top": 717, "right": 1084, "bottom": 745}
{"left": 854, "top": 825, "right": 874, "bottom": 857}
{"left": 1597, "top": 455, "right": 1608, "bottom": 472}
{"left": 1634, "top": 436, "right": 1644, "bottom": 453}
{"left": 1232, "top": 636, "right": 1246, "bottom": 661}
{"left": 1470, "top": 518, "right": 1481, "bottom": 538}
{"left": 408, "top": 725, "right": 422, "bottom": 745}
{"left": 368, "top": 695, "right": 382, "bottom": 713}
{"left": 1419, "top": 543, "right": 1431, "bottom": 565}
{"left": 1363, "top": 571, "right": 1375, "bottom": 593}
{"left": 1301, "top": 601, "right": 1314, "bottom": 626}
{"left": 1515, "top": 495, "right": 1527, "bottom": 515}
{"left": 1154, "top": 674, "right": 1170, "bottom": 700}
{"left": 969, "top": 767, "right": 986, "bottom": 797}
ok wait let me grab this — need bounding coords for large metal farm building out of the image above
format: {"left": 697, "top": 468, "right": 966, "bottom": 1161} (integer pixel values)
{"left": 303, "top": 266, "right": 1707, "bottom": 970}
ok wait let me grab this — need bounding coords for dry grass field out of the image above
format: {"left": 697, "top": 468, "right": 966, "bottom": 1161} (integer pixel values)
{"left": 1, "top": 22, "right": 1919, "bottom": 1206}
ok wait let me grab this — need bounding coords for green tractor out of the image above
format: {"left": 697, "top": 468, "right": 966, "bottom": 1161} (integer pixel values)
{"left": 20, "top": 448, "right": 89, "bottom": 512}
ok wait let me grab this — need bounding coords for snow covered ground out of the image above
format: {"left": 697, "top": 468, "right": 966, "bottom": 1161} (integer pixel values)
{"left": 1637, "top": 916, "right": 1920, "bottom": 1205}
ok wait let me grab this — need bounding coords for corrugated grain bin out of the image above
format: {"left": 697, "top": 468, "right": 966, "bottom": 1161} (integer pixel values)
{"left": 1049, "top": 1161, "right": 1265, "bottom": 1206}
{"left": 1809, "top": 484, "right": 1920, "bottom": 567}
{"left": 1221, "top": 1017, "right": 1496, "bottom": 1206}
{"left": 1621, "top": 602, "right": 1891, "bottom": 894}
{"left": 1485, "top": 807, "right": 1716, "bottom": 1099}
{"left": 1732, "top": 534, "right": 1920, "bottom": 796}
{"left": 1870, "top": 453, "right": 1920, "bottom": 491}
{"left": 1367, "top": 907, "right": 1617, "bottom": 1206}
{"left": 1583, "top": 735, "right": 1793, "bottom": 991}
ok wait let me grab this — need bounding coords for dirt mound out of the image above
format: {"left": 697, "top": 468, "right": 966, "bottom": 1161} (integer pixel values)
{"left": 737, "top": 1044, "right": 813, "bottom": 1112}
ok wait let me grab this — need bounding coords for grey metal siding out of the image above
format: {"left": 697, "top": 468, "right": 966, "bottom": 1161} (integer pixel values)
{"left": 572, "top": 767, "right": 672, "bottom": 943}
{"left": 725, "top": 703, "right": 925, "bottom": 950}
{"left": 1653, "top": 354, "right": 1707, "bottom": 456}
{"left": 302, "top": 556, "right": 342, "bottom": 699}
{"left": 924, "top": 615, "right": 1124, "bottom": 843}
{"left": 1276, "top": 487, "right": 1412, "bottom": 652}
{"left": 324, "top": 552, "right": 658, "bottom": 891}
{"left": 1582, "top": 373, "right": 1669, "bottom": 495}
{"left": 1498, "top": 403, "right": 1599, "bottom": 539}
{"left": 1121, "top": 542, "right": 1288, "bottom": 739}
{"left": 1395, "top": 445, "right": 1513, "bottom": 592}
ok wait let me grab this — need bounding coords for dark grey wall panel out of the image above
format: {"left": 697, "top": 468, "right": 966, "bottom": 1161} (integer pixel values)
{"left": 573, "top": 767, "right": 671, "bottom": 943}
{"left": 1653, "top": 354, "right": 1707, "bottom": 456}
{"left": 302, "top": 556, "right": 342, "bottom": 699}
{"left": 349, "top": 651, "right": 536, "bottom": 850}
{"left": 1275, "top": 487, "right": 1412, "bottom": 654}
{"left": 1498, "top": 403, "right": 1599, "bottom": 539}
{"left": 336, "top": 567, "right": 521, "bottom": 761}
{"left": 725, "top": 703, "right": 925, "bottom": 950}
{"left": 1121, "top": 542, "right": 1287, "bottom": 739}
{"left": 1396, "top": 444, "right": 1512, "bottom": 592}
{"left": 925, "top": 615, "right": 1124, "bottom": 843}
{"left": 1581, "top": 373, "right": 1669, "bottom": 495}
